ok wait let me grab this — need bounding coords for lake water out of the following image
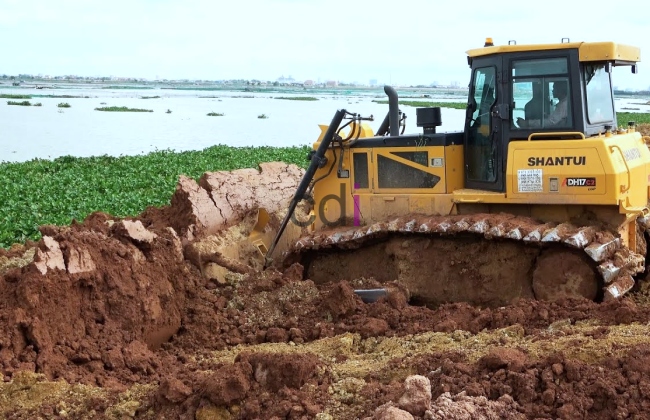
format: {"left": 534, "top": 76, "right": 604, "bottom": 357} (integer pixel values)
{"left": 1, "top": 83, "right": 649, "bottom": 163}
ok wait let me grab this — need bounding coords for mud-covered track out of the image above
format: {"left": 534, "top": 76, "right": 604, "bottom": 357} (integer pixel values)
{"left": 287, "top": 213, "right": 646, "bottom": 303}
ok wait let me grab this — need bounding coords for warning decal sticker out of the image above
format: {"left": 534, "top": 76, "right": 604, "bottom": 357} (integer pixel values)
{"left": 517, "top": 169, "right": 543, "bottom": 193}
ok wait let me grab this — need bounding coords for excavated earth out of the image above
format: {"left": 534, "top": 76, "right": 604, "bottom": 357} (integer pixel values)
{"left": 4, "top": 160, "right": 650, "bottom": 419}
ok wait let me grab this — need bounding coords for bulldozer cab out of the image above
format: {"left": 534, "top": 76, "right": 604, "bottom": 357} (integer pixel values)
{"left": 464, "top": 39, "right": 640, "bottom": 193}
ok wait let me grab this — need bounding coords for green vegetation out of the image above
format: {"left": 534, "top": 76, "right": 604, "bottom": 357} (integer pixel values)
{"left": 0, "top": 94, "right": 31, "bottom": 99}
{"left": 0, "top": 146, "right": 310, "bottom": 248}
{"left": 140, "top": 95, "right": 161, "bottom": 99}
{"left": 33, "top": 103, "right": 42, "bottom": 107}
{"left": 94, "top": 106, "right": 153, "bottom": 112}
{"left": 7, "top": 100, "right": 31, "bottom": 106}
{"left": 33, "top": 94, "right": 88, "bottom": 99}
{"left": 618, "top": 112, "right": 650, "bottom": 125}
{"left": 275, "top": 96, "right": 318, "bottom": 101}
{"left": 57, "top": 102, "right": 71, "bottom": 108}
{"left": 258, "top": 114, "right": 269, "bottom": 119}
{"left": 373, "top": 100, "right": 467, "bottom": 110}
{"left": 207, "top": 112, "right": 224, "bottom": 116}
{"left": 101, "top": 85, "right": 154, "bottom": 90}
{"left": 162, "top": 87, "right": 223, "bottom": 91}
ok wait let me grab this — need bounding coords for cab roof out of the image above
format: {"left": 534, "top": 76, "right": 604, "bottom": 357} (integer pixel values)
{"left": 466, "top": 40, "right": 640, "bottom": 65}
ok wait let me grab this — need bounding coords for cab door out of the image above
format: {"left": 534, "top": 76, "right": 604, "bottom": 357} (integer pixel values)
{"left": 464, "top": 56, "right": 506, "bottom": 192}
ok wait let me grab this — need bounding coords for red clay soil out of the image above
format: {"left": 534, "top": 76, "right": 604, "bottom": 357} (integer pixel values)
{"left": 2, "top": 161, "right": 650, "bottom": 419}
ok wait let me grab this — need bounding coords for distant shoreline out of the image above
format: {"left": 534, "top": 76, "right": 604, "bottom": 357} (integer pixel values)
{"left": 3, "top": 79, "right": 648, "bottom": 98}
{"left": 0, "top": 79, "right": 470, "bottom": 95}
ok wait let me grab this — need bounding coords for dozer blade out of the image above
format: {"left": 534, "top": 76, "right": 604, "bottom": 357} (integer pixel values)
{"left": 249, "top": 207, "right": 271, "bottom": 257}
{"left": 247, "top": 206, "right": 306, "bottom": 266}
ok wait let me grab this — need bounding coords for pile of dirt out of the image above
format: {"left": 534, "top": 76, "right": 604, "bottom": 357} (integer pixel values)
{"left": 637, "top": 122, "right": 650, "bottom": 137}
{"left": 2, "top": 161, "right": 650, "bottom": 419}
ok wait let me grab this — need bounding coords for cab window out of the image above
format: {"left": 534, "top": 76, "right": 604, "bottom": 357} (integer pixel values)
{"left": 512, "top": 58, "right": 572, "bottom": 130}
{"left": 584, "top": 64, "right": 614, "bottom": 124}
{"left": 466, "top": 66, "right": 497, "bottom": 183}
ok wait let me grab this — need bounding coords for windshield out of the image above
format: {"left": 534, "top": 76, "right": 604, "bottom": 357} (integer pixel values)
{"left": 584, "top": 64, "right": 614, "bottom": 124}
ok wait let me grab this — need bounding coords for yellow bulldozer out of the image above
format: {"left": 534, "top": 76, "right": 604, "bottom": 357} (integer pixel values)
{"left": 261, "top": 38, "right": 650, "bottom": 307}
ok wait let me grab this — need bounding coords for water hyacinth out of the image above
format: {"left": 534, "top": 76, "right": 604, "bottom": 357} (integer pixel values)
{"left": 0, "top": 145, "right": 310, "bottom": 248}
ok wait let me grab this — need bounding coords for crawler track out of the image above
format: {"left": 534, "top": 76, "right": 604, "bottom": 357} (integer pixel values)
{"left": 284, "top": 213, "right": 646, "bottom": 306}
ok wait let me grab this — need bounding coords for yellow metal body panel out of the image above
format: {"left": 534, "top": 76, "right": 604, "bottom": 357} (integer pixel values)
{"left": 444, "top": 145, "right": 465, "bottom": 192}
{"left": 506, "top": 132, "right": 649, "bottom": 207}
{"left": 310, "top": 142, "right": 462, "bottom": 230}
{"left": 316, "top": 121, "right": 375, "bottom": 142}
{"left": 579, "top": 42, "right": 640, "bottom": 63}
{"left": 467, "top": 41, "right": 640, "bottom": 63}
{"left": 445, "top": 132, "right": 650, "bottom": 211}
{"left": 452, "top": 189, "right": 506, "bottom": 204}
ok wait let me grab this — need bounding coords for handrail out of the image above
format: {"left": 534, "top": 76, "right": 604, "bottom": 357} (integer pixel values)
{"left": 609, "top": 145, "right": 631, "bottom": 193}
{"left": 527, "top": 132, "right": 586, "bottom": 141}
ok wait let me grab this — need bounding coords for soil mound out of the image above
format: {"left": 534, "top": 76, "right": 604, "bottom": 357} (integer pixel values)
{"left": 2, "top": 161, "right": 650, "bottom": 418}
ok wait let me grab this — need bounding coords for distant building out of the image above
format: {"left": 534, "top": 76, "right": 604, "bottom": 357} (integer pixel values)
{"left": 277, "top": 75, "right": 296, "bottom": 83}
{"left": 303, "top": 80, "right": 314, "bottom": 87}
{"left": 369, "top": 79, "right": 378, "bottom": 87}
{"left": 326, "top": 80, "right": 338, "bottom": 87}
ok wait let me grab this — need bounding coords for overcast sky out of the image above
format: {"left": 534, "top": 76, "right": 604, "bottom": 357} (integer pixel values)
{"left": 1, "top": 0, "right": 648, "bottom": 90}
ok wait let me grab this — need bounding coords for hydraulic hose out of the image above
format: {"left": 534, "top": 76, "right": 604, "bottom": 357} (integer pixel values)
{"left": 264, "top": 108, "right": 347, "bottom": 266}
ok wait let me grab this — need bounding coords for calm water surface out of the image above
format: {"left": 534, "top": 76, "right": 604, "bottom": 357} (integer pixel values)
{"left": 1, "top": 84, "right": 648, "bottom": 163}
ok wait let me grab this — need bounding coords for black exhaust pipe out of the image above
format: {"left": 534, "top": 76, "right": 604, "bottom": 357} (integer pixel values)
{"left": 384, "top": 85, "right": 400, "bottom": 137}
{"left": 376, "top": 86, "right": 400, "bottom": 136}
